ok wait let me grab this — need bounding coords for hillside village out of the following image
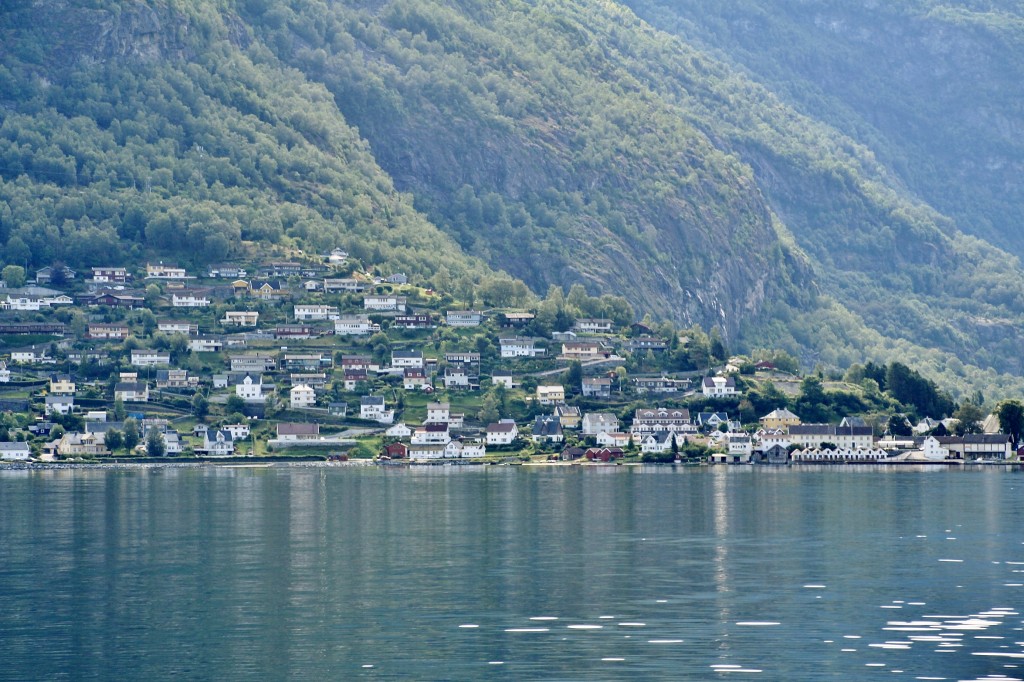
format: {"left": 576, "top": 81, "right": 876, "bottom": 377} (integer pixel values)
{"left": 0, "top": 253, "right": 1020, "bottom": 466}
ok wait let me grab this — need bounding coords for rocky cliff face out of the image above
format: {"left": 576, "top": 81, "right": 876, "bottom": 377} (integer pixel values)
{"left": 0, "top": 2, "right": 191, "bottom": 72}
{"left": 245, "top": 0, "right": 811, "bottom": 339}
{"left": 624, "top": 0, "right": 1024, "bottom": 257}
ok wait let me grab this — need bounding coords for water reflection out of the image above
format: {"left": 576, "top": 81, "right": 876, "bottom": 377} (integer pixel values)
{"left": 0, "top": 466, "right": 1021, "bottom": 679}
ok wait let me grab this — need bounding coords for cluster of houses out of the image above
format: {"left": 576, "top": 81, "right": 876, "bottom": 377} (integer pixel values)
{"left": 0, "top": 257, "right": 1018, "bottom": 465}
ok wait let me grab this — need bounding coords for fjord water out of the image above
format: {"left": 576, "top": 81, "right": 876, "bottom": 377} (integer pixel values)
{"left": 1, "top": 466, "right": 1022, "bottom": 680}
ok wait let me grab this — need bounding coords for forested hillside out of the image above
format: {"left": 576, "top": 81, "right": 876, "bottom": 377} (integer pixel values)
{"left": 625, "top": 0, "right": 1024, "bottom": 256}
{"left": 0, "top": 1, "right": 505, "bottom": 286}
{"left": 1, "top": 0, "right": 1024, "bottom": 398}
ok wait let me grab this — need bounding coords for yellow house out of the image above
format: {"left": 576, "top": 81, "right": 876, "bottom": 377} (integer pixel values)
{"left": 49, "top": 375, "right": 76, "bottom": 396}
{"left": 759, "top": 407, "right": 801, "bottom": 430}
{"left": 536, "top": 384, "right": 566, "bottom": 406}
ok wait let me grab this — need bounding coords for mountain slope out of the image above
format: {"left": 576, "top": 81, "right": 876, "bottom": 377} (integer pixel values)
{"left": 0, "top": 1, "right": 495, "bottom": 283}
{"left": 238, "top": 0, "right": 811, "bottom": 332}
{"left": 242, "top": 0, "right": 1024, "bottom": 387}
{"left": 2, "top": 0, "right": 1024, "bottom": 398}
{"left": 624, "top": 0, "right": 1024, "bottom": 256}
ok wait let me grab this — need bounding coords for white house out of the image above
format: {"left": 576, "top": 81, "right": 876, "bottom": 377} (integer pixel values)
{"left": 223, "top": 424, "right": 251, "bottom": 440}
{"left": 222, "top": 310, "right": 259, "bottom": 326}
{"left": 171, "top": 293, "right": 210, "bottom": 308}
{"left": 290, "top": 384, "right": 316, "bottom": 409}
{"left": 791, "top": 447, "right": 891, "bottom": 463}
{"left": 360, "top": 396, "right": 394, "bottom": 424}
{"left": 407, "top": 440, "right": 484, "bottom": 460}
{"left": 581, "top": 376, "right": 612, "bottom": 398}
{"left": 188, "top": 337, "right": 223, "bottom": 353}
{"left": 403, "top": 368, "right": 430, "bottom": 391}
{"left": 334, "top": 315, "right": 377, "bottom": 336}
{"left": 323, "top": 277, "right": 365, "bottom": 292}
{"left": 0, "top": 442, "right": 32, "bottom": 461}
{"left": 574, "top": 318, "right": 614, "bottom": 333}
{"left": 727, "top": 434, "right": 753, "bottom": 459}
{"left": 631, "top": 408, "right": 694, "bottom": 435}
{"left": 10, "top": 349, "right": 47, "bottom": 364}
{"left": 130, "top": 350, "right": 170, "bottom": 367}
{"left": 446, "top": 310, "right": 484, "bottom": 327}
{"left": 491, "top": 374, "right": 516, "bottom": 389}
{"left": 1, "top": 295, "right": 42, "bottom": 311}
{"left": 391, "top": 349, "right": 424, "bottom": 368}
{"left": 158, "top": 320, "right": 198, "bottom": 336}
{"left": 640, "top": 432, "right": 674, "bottom": 454}
{"left": 113, "top": 382, "right": 149, "bottom": 402}
{"left": 201, "top": 429, "right": 235, "bottom": 457}
{"left": 235, "top": 374, "right": 266, "bottom": 402}
{"left": 385, "top": 423, "right": 413, "bottom": 439}
{"left": 146, "top": 263, "right": 188, "bottom": 279}
{"left": 443, "top": 367, "right": 474, "bottom": 389}
{"left": 0, "top": 362, "right": 11, "bottom": 382}
{"left": 426, "top": 402, "right": 450, "bottom": 424}
{"left": 294, "top": 304, "right": 339, "bottom": 321}
{"left": 412, "top": 423, "right": 451, "bottom": 446}
{"left": 485, "top": 420, "right": 519, "bottom": 446}
{"left": 702, "top": 376, "right": 737, "bottom": 397}
{"left": 145, "top": 428, "right": 183, "bottom": 455}
{"left": 499, "top": 336, "right": 545, "bottom": 358}
{"left": 787, "top": 424, "right": 873, "bottom": 450}
{"left": 755, "top": 428, "right": 790, "bottom": 451}
{"left": 45, "top": 395, "right": 74, "bottom": 416}
{"left": 582, "top": 412, "right": 620, "bottom": 436}
{"left": 364, "top": 295, "right": 406, "bottom": 311}
{"left": 595, "top": 431, "right": 631, "bottom": 448}
{"left": 91, "top": 266, "right": 130, "bottom": 283}
{"left": 444, "top": 439, "right": 486, "bottom": 459}
{"left": 920, "top": 436, "right": 951, "bottom": 461}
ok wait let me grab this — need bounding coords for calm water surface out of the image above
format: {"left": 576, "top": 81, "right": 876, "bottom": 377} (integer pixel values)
{"left": 1, "top": 465, "right": 1022, "bottom": 680}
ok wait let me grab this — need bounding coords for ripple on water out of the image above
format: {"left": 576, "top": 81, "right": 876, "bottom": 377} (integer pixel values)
{"left": 711, "top": 664, "right": 764, "bottom": 673}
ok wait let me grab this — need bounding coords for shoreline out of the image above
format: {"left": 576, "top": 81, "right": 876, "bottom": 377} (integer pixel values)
{"left": 1, "top": 459, "right": 1019, "bottom": 472}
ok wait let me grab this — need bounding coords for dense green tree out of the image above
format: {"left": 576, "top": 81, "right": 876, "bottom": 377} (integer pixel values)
{"left": 887, "top": 415, "right": 912, "bottom": 437}
{"left": 104, "top": 429, "right": 124, "bottom": 453}
{"left": 225, "top": 395, "right": 246, "bottom": 415}
{"left": 123, "top": 419, "right": 140, "bottom": 454}
{"left": 192, "top": 393, "right": 210, "bottom": 420}
{"left": 952, "top": 400, "right": 985, "bottom": 436}
{"left": 477, "top": 391, "right": 500, "bottom": 425}
{"left": 562, "top": 361, "right": 583, "bottom": 393}
{"left": 795, "top": 376, "right": 831, "bottom": 423}
{"left": 1, "top": 264, "right": 25, "bottom": 287}
{"left": 997, "top": 400, "right": 1024, "bottom": 448}
{"left": 146, "top": 429, "right": 167, "bottom": 457}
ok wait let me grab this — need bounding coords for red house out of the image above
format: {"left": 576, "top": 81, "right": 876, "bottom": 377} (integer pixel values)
{"left": 383, "top": 442, "right": 408, "bottom": 459}
{"left": 585, "top": 447, "right": 624, "bottom": 462}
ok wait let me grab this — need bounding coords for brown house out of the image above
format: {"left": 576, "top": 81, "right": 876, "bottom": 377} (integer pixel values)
{"left": 383, "top": 442, "right": 408, "bottom": 459}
